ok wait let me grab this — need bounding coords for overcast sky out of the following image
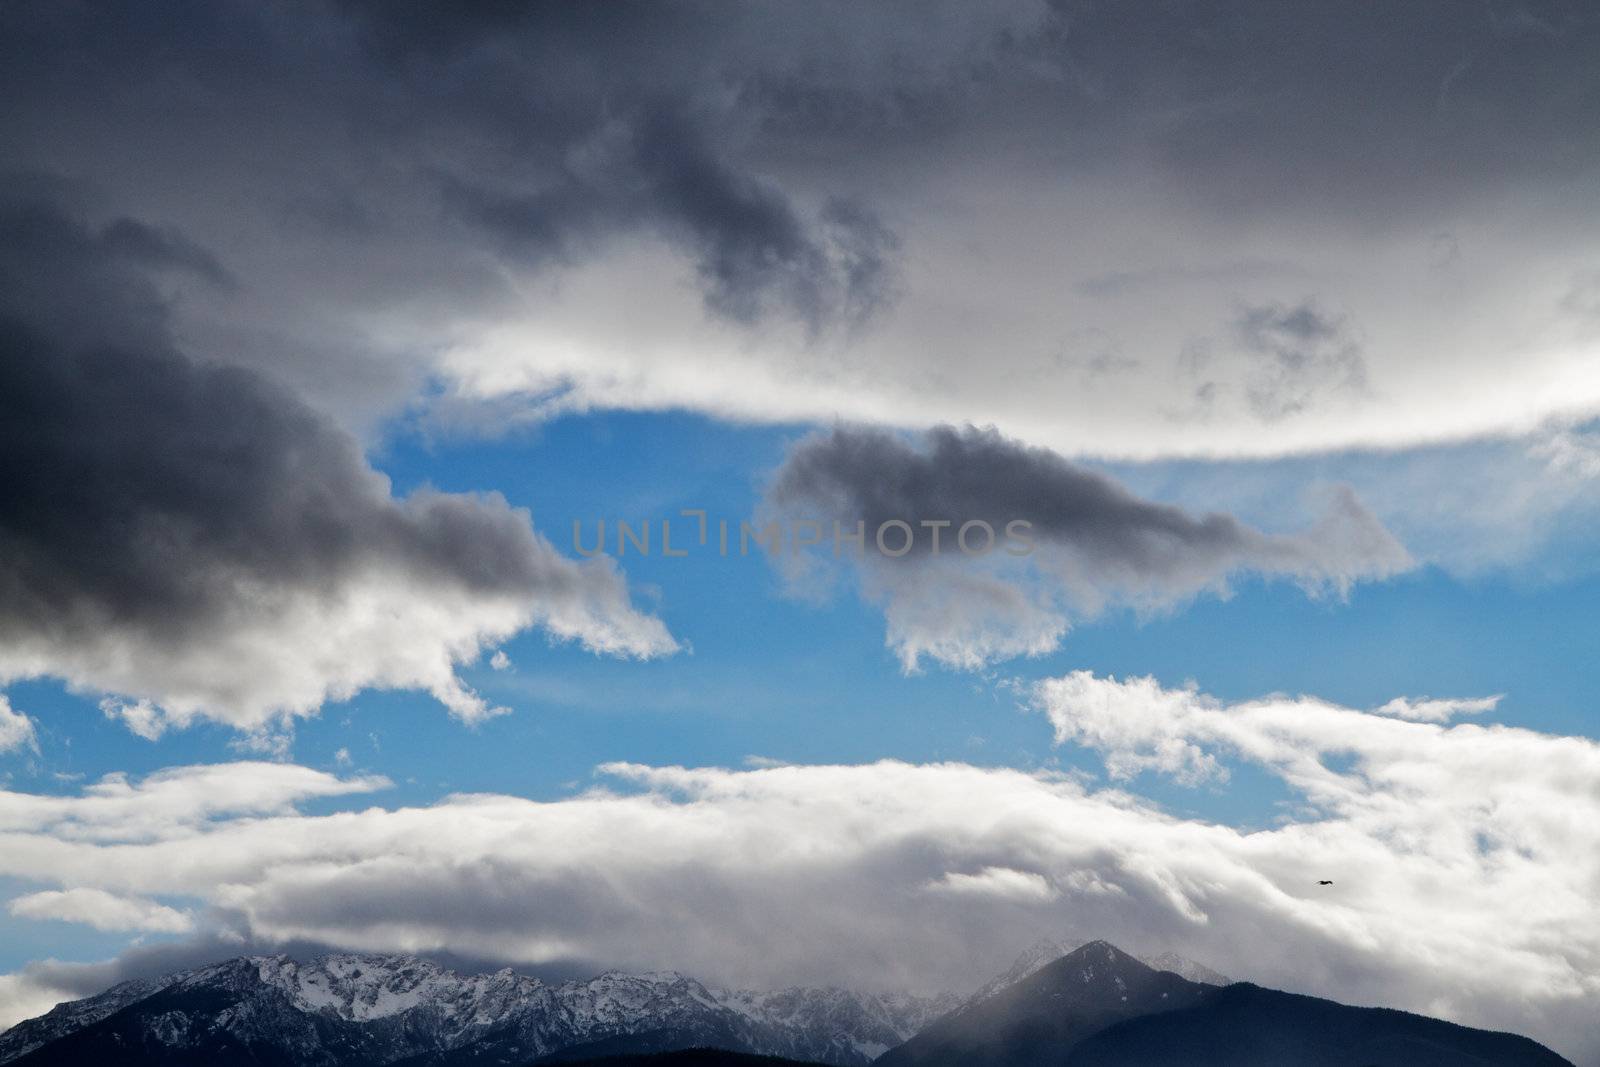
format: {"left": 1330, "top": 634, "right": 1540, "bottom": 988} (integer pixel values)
{"left": 2, "top": 3, "right": 1599, "bottom": 1064}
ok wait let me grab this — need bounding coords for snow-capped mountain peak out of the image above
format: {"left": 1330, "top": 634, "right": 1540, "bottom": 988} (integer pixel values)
{"left": 0, "top": 952, "right": 955, "bottom": 1067}
{"left": 245, "top": 952, "right": 537, "bottom": 1022}
{"left": 1137, "top": 950, "right": 1231, "bottom": 987}
{"left": 968, "top": 936, "right": 1230, "bottom": 1005}
{"left": 0, "top": 942, "right": 1224, "bottom": 1067}
{"left": 968, "top": 936, "right": 1072, "bottom": 1002}
{"left": 0, "top": 974, "right": 173, "bottom": 1064}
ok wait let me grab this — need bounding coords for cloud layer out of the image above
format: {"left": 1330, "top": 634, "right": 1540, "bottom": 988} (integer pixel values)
{"left": 1, "top": 678, "right": 1597, "bottom": 1061}
{"left": 764, "top": 425, "right": 1411, "bottom": 668}
{"left": 2, "top": 2, "right": 1598, "bottom": 459}
{"left": 0, "top": 190, "right": 675, "bottom": 737}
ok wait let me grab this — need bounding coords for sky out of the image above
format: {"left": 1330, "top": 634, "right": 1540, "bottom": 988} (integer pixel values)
{"left": 1, "top": 1, "right": 1599, "bottom": 1063}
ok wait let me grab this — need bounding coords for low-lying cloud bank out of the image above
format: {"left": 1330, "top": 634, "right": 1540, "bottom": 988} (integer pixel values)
{"left": 0, "top": 190, "right": 676, "bottom": 741}
{"left": 1, "top": 677, "right": 1595, "bottom": 1062}
{"left": 764, "top": 426, "right": 1411, "bottom": 668}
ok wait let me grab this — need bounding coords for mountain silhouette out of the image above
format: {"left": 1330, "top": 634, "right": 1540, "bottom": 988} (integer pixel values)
{"left": 1063, "top": 981, "right": 1571, "bottom": 1067}
{"left": 876, "top": 941, "right": 1210, "bottom": 1067}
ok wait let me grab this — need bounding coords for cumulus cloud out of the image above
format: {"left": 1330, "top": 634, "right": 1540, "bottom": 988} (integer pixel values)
{"left": 0, "top": 697, "right": 36, "bottom": 755}
{"left": 763, "top": 425, "right": 1411, "bottom": 668}
{"left": 8, "top": 889, "right": 194, "bottom": 935}
{"left": 0, "top": 190, "right": 676, "bottom": 737}
{"left": 1, "top": 707, "right": 1598, "bottom": 1061}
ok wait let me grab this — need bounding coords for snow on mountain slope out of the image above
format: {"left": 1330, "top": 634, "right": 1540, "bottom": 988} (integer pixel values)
{"left": 876, "top": 941, "right": 1217, "bottom": 1067}
{"left": 968, "top": 938, "right": 1230, "bottom": 1005}
{"left": 0, "top": 954, "right": 951, "bottom": 1067}
{"left": 0, "top": 974, "right": 177, "bottom": 1063}
{"left": 720, "top": 985, "right": 961, "bottom": 1063}
{"left": 1135, "top": 951, "right": 1230, "bottom": 988}
{"left": 967, "top": 937, "right": 1073, "bottom": 1003}
{"left": 0, "top": 941, "right": 1226, "bottom": 1067}
{"left": 256, "top": 953, "right": 555, "bottom": 1029}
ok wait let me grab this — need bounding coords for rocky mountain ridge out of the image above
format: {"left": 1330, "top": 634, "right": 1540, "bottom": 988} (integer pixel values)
{"left": 0, "top": 940, "right": 1568, "bottom": 1067}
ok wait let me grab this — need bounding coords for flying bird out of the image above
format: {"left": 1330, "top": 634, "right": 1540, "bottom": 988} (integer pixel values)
{"left": 1318, "top": 880, "right": 1334, "bottom": 886}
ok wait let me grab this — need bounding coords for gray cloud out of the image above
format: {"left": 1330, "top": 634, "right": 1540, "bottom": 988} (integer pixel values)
{"left": 1232, "top": 300, "right": 1368, "bottom": 420}
{"left": 441, "top": 107, "right": 898, "bottom": 332}
{"left": 0, "top": 188, "right": 675, "bottom": 734}
{"left": 765, "top": 426, "right": 1411, "bottom": 667}
{"left": 1563, "top": 268, "right": 1600, "bottom": 325}
{"left": 95, "top": 217, "right": 238, "bottom": 290}
{"left": 3, "top": 1, "right": 1597, "bottom": 461}
{"left": 0, "top": 697, "right": 35, "bottom": 756}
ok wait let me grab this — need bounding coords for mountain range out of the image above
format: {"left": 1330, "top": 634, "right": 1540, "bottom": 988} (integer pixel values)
{"left": 878, "top": 940, "right": 1568, "bottom": 1067}
{"left": 0, "top": 954, "right": 955, "bottom": 1067}
{"left": 0, "top": 940, "right": 1570, "bottom": 1066}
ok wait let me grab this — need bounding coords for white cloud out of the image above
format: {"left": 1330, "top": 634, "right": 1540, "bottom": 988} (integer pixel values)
{"left": 1098, "top": 426, "right": 1600, "bottom": 581}
{"left": 0, "top": 972, "right": 78, "bottom": 1034}
{"left": 0, "top": 762, "right": 390, "bottom": 842}
{"left": 925, "top": 866, "right": 1058, "bottom": 903}
{"left": 100, "top": 698, "right": 165, "bottom": 742}
{"left": 1532, "top": 425, "right": 1600, "bottom": 480}
{"left": 1373, "top": 695, "right": 1502, "bottom": 722}
{"left": 0, "top": 722, "right": 1596, "bottom": 1061}
{"left": 0, "top": 697, "right": 36, "bottom": 755}
{"left": 2, "top": 550, "right": 678, "bottom": 739}
{"left": 432, "top": 184, "right": 1600, "bottom": 464}
{"left": 870, "top": 561, "right": 1069, "bottom": 672}
{"left": 9, "top": 889, "right": 193, "bottom": 934}
{"left": 1032, "top": 673, "right": 1228, "bottom": 785}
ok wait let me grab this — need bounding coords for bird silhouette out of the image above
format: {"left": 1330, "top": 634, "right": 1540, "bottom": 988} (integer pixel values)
{"left": 1318, "top": 880, "right": 1334, "bottom": 885}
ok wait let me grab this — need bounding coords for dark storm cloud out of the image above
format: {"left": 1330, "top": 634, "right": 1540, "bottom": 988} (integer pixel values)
{"left": 2, "top": 0, "right": 1594, "bottom": 290}
{"left": 2, "top": 192, "right": 538, "bottom": 622}
{"left": 310, "top": 1, "right": 906, "bottom": 331}
{"left": 3, "top": 0, "right": 1592, "bottom": 451}
{"left": 96, "top": 218, "right": 238, "bottom": 290}
{"left": 0, "top": 2, "right": 923, "bottom": 378}
{"left": 0, "top": 187, "right": 674, "bottom": 728}
{"left": 769, "top": 425, "right": 1406, "bottom": 585}
{"left": 442, "top": 107, "right": 897, "bottom": 330}
{"left": 765, "top": 426, "right": 1410, "bottom": 667}
{"left": 1033, "top": 0, "right": 1600, "bottom": 219}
